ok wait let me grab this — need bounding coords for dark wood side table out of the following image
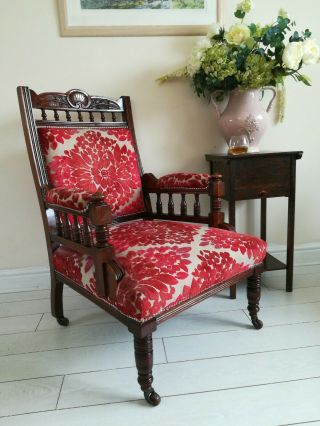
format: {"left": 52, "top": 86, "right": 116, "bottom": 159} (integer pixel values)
{"left": 205, "top": 151, "right": 303, "bottom": 299}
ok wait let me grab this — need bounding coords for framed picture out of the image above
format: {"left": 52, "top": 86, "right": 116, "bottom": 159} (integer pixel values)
{"left": 58, "top": 0, "right": 221, "bottom": 37}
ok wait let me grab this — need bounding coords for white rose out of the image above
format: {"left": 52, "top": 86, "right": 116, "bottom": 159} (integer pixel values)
{"left": 225, "top": 24, "right": 250, "bottom": 45}
{"left": 302, "top": 39, "right": 320, "bottom": 65}
{"left": 282, "top": 42, "right": 303, "bottom": 70}
{"left": 207, "top": 23, "right": 222, "bottom": 38}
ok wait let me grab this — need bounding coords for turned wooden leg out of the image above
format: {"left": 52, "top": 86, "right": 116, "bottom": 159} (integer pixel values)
{"left": 51, "top": 278, "right": 69, "bottom": 327}
{"left": 134, "top": 334, "right": 161, "bottom": 406}
{"left": 247, "top": 273, "right": 263, "bottom": 330}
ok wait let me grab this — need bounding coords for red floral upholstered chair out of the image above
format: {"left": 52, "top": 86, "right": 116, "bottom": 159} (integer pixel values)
{"left": 17, "top": 87, "right": 267, "bottom": 406}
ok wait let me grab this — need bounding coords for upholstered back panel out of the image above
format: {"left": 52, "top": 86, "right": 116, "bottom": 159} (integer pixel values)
{"left": 37, "top": 126, "right": 145, "bottom": 217}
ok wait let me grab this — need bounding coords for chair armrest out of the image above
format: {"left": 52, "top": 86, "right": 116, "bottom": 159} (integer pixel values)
{"left": 142, "top": 172, "right": 210, "bottom": 193}
{"left": 44, "top": 186, "right": 123, "bottom": 300}
{"left": 45, "top": 187, "right": 105, "bottom": 211}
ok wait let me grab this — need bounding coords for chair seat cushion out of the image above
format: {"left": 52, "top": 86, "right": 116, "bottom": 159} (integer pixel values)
{"left": 53, "top": 220, "right": 266, "bottom": 322}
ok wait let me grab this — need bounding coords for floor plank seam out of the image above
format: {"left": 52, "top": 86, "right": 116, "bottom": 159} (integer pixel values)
{"left": 2, "top": 375, "right": 320, "bottom": 420}
{"left": 2, "top": 343, "right": 320, "bottom": 385}
{"left": 162, "top": 338, "right": 168, "bottom": 363}
{"left": 55, "top": 375, "right": 65, "bottom": 410}
{"left": 34, "top": 313, "right": 44, "bottom": 332}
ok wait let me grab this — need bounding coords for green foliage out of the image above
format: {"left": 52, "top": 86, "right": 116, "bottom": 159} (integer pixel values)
{"left": 159, "top": 2, "right": 319, "bottom": 101}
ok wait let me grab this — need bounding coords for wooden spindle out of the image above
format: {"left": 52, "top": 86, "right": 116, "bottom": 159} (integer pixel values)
{"left": 41, "top": 109, "right": 47, "bottom": 120}
{"left": 168, "top": 194, "right": 174, "bottom": 215}
{"left": 156, "top": 193, "right": 162, "bottom": 214}
{"left": 95, "top": 224, "right": 109, "bottom": 248}
{"left": 72, "top": 215, "right": 80, "bottom": 243}
{"left": 53, "top": 110, "right": 60, "bottom": 121}
{"left": 111, "top": 112, "right": 116, "bottom": 122}
{"left": 81, "top": 217, "right": 92, "bottom": 247}
{"left": 194, "top": 194, "right": 200, "bottom": 217}
{"left": 54, "top": 211, "right": 62, "bottom": 236}
{"left": 62, "top": 213, "right": 71, "bottom": 239}
{"left": 77, "top": 111, "right": 83, "bottom": 122}
{"left": 89, "top": 111, "right": 94, "bottom": 122}
{"left": 65, "top": 110, "right": 71, "bottom": 121}
{"left": 100, "top": 112, "right": 106, "bottom": 122}
{"left": 180, "top": 194, "right": 187, "bottom": 216}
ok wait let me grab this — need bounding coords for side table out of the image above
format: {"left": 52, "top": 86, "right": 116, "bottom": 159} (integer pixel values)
{"left": 205, "top": 151, "right": 303, "bottom": 299}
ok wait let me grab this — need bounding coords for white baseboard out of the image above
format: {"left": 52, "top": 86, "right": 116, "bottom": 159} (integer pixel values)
{"left": 268, "top": 243, "right": 320, "bottom": 267}
{"left": 0, "top": 243, "right": 319, "bottom": 294}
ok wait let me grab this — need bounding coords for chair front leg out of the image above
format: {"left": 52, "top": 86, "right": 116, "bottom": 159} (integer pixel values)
{"left": 51, "top": 277, "right": 69, "bottom": 326}
{"left": 247, "top": 272, "right": 263, "bottom": 330}
{"left": 134, "top": 334, "right": 161, "bottom": 406}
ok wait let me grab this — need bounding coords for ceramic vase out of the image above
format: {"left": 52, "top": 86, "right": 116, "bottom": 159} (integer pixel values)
{"left": 211, "top": 88, "right": 276, "bottom": 152}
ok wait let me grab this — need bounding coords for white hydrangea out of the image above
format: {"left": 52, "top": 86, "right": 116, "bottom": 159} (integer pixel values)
{"left": 207, "top": 23, "right": 222, "bottom": 38}
{"left": 236, "top": 0, "right": 252, "bottom": 13}
{"left": 186, "top": 38, "right": 212, "bottom": 76}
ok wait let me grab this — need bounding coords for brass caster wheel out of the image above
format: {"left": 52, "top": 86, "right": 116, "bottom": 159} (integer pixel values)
{"left": 144, "top": 389, "right": 161, "bottom": 406}
{"left": 252, "top": 318, "right": 263, "bottom": 330}
{"left": 57, "top": 316, "right": 69, "bottom": 327}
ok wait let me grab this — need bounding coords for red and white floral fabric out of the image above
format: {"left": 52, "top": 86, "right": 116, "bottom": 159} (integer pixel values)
{"left": 37, "top": 127, "right": 145, "bottom": 217}
{"left": 157, "top": 173, "right": 210, "bottom": 189}
{"left": 45, "top": 187, "right": 99, "bottom": 210}
{"left": 53, "top": 220, "right": 267, "bottom": 322}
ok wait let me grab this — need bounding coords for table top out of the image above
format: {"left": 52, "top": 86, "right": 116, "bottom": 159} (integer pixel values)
{"left": 205, "top": 151, "right": 303, "bottom": 160}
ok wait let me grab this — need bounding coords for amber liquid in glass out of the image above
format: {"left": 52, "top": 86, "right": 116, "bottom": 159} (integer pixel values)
{"left": 228, "top": 146, "right": 248, "bottom": 155}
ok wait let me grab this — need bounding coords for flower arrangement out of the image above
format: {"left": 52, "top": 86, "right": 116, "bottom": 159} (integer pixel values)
{"left": 158, "top": 0, "right": 319, "bottom": 121}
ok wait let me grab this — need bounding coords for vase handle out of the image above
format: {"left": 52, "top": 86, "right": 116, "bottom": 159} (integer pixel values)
{"left": 263, "top": 87, "right": 277, "bottom": 113}
{"left": 210, "top": 91, "right": 225, "bottom": 119}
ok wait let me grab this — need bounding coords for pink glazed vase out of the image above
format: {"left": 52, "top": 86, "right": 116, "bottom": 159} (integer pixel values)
{"left": 211, "top": 88, "right": 276, "bottom": 152}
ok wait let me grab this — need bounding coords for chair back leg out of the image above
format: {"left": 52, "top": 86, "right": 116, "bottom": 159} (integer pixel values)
{"left": 51, "top": 278, "right": 69, "bottom": 327}
{"left": 247, "top": 272, "right": 263, "bottom": 330}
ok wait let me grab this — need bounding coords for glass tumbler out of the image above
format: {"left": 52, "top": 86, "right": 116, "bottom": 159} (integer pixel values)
{"left": 228, "top": 135, "right": 250, "bottom": 155}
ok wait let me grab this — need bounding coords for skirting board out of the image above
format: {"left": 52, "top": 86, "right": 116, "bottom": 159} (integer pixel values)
{"left": 0, "top": 244, "right": 319, "bottom": 293}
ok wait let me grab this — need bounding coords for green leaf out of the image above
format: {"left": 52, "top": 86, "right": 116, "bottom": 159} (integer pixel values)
{"left": 304, "top": 29, "right": 312, "bottom": 38}
{"left": 289, "top": 31, "right": 302, "bottom": 42}
{"left": 297, "top": 74, "right": 312, "bottom": 86}
{"left": 234, "top": 9, "right": 245, "bottom": 19}
{"left": 248, "top": 23, "right": 257, "bottom": 35}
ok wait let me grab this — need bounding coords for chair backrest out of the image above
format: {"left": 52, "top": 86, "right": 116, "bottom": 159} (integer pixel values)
{"left": 17, "top": 87, "right": 147, "bottom": 221}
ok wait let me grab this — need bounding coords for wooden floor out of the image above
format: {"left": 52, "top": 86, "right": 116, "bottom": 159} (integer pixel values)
{"left": 1, "top": 266, "right": 320, "bottom": 425}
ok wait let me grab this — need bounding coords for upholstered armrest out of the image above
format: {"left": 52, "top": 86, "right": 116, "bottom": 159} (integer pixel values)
{"left": 45, "top": 187, "right": 105, "bottom": 211}
{"left": 44, "top": 186, "right": 122, "bottom": 300}
{"left": 142, "top": 173, "right": 211, "bottom": 192}
{"left": 158, "top": 173, "right": 210, "bottom": 190}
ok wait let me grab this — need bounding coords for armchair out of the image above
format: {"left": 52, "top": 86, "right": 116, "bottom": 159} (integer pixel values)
{"left": 17, "top": 87, "right": 267, "bottom": 406}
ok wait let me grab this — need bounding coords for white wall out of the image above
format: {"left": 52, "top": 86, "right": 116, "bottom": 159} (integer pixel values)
{"left": 0, "top": 0, "right": 319, "bottom": 269}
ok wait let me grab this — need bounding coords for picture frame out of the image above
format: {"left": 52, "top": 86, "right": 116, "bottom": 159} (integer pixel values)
{"left": 58, "top": 0, "right": 221, "bottom": 37}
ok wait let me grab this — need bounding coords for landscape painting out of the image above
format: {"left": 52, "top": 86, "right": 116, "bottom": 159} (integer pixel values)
{"left": 80, "top": 0, "right": 205, "bottom": 9}
{"left": 59, "top": 0, "right": 218, "bottom": 36}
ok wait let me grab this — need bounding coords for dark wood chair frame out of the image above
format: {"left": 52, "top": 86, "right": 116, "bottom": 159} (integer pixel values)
{"left": 17, "top": 86, "right": 264, "bottom": 406}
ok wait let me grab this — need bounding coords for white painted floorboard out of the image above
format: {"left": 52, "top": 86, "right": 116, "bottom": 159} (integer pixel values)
{"left": 1, "top": 272, "right": 320, "bottom": 425}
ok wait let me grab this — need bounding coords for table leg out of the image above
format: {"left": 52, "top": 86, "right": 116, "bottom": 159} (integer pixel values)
{"left": 260, "top": 198, "right": 267, "bottom": 241}
{"left": 229, "top": 200, "right": 236, "bottom": 299}
{"left": 286, "top": 194, "right": 295, "bottom": 292}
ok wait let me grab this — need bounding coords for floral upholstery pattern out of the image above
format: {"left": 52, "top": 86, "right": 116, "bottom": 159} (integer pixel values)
{"left": 157, "top": 173, "right": 210, "bottom": 189}
{"left": 53, "top": 220, "right": 267, "bottom": 322}
{"left": 45, "top": 187, "right": 100, "bottom": 210}
{"left": 37, "top": 127, "right": 145, "bottom": 217}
